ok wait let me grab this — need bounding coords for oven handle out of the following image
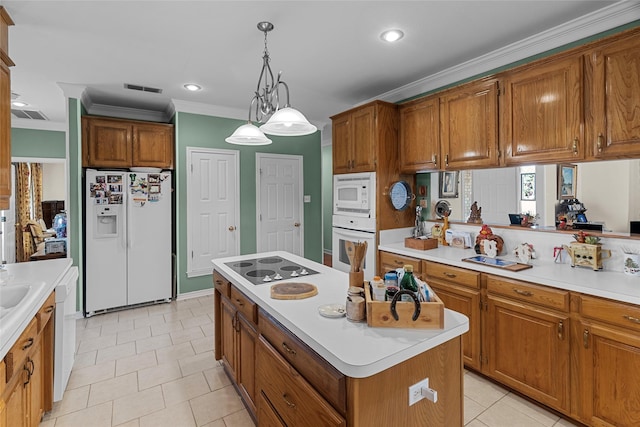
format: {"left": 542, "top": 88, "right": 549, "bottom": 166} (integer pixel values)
{"left": 333, "top": 228, "right": 375, "bottom": 239}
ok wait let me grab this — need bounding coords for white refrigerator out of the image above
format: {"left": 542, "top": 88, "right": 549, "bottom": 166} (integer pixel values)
{"left": 84, "top": 169, "right": 172, "bottom": 314}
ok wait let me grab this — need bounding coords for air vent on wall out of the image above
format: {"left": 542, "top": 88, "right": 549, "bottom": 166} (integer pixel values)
{"left": 11, "top": 109, "right": 48, "bottom": 120}
{"left": 124, "top": 83, "right": 163, "bottom": 94}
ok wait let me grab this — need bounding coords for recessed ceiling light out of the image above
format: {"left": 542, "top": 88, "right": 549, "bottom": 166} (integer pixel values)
{"left": 12, "top": 101, "right": 28, "bottom": 107}
{"left": 184, "top": 84, "right": 202, "bottom": 92}
{"left": 380, "top": 29, "right": 404, "bottom": 43}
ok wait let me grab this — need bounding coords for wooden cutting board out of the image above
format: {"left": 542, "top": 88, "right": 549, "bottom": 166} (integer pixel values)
{"left": 270, "top": 282, "right": 318, "bottom": 300}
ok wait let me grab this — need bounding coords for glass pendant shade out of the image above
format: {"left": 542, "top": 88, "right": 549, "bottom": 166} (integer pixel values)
{"left": 259, "top": 107, "right": 317, "bottom": 136}
{"left": 225, "top": 123, "right": 272, "bottom": 145}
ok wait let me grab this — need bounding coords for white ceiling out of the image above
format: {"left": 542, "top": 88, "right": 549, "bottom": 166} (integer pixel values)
{"left": 3, "top": 1, "right": 638, "bottom": 135}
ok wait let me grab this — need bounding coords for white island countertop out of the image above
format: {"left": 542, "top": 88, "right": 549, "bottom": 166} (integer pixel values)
{"left": 0, "top": 258, "right": 73, "bottom": 359}
{"left": 379, "top": 243, "right": 640, "bottom": 306}
{"left": 212, "top": 251, "right": 468, "bottom": 378}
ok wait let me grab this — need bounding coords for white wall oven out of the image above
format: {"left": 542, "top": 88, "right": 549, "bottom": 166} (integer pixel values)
{"left": 332, "top": 172, "right": 376, "bottom": 279}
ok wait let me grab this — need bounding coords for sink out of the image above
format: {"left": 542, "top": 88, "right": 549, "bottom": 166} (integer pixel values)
{"left": 0, "top": 284, "right": 32, "bottom": 317}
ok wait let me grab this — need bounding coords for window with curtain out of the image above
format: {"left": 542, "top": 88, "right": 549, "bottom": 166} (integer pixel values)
{"left": 13, "top": 162, "right": 43, "bottom": 262}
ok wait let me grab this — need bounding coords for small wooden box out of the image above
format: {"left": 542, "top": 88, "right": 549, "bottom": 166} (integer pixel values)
{"left": 404, "top": 237, "right": 438, "bottom": 251}
{"left": 364, "top": 284, "right": 444, "bottom": 329}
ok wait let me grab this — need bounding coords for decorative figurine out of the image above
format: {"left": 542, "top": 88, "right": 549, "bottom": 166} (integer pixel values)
{"left": 441, "top": 211, "right": 450, "bottom": 246}
{"left": 514, "top": 243, "right": 535, "bottom": 264}
{"left": 564, "top": 232, "right": 611, "bottom": 271}
{"left": 483, "top": 239, "right": 498, "bottom": 258}
{"left": 467, "top": 201, "right": 483, "bottom": 224}
{"left": 474, "top": 224, "right": 504, "bottom": 256}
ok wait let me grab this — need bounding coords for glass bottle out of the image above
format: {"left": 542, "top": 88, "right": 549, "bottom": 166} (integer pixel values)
{"left": 399, "top": 264, "right": 419, "bottom": 302}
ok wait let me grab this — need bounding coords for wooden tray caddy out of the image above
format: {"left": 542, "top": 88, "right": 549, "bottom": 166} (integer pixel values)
{"left": 404, "top": 237, "right": 438, "bottom": 251}
{"left": 364, "top": 283, "right": 444, "bottom": 329}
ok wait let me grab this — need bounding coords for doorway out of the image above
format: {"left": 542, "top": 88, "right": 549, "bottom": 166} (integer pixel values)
{"left": 256, "top": 153, "right": 304, "bottom": 256}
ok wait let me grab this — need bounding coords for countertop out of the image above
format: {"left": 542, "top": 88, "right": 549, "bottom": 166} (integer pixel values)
{"left": 379, "top": 242, "right": 640, "bottom": 306}
{"left": 212, "top": 251, "right": 469, "bottom": 378}
{"left": 0, "top": 258, "right": 73, "bottom": 359}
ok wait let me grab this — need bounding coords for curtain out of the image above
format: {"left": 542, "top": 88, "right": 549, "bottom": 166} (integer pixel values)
{"left": 30, "top": 163, "right": 43, "bottom": 221}
{"left": 14, "top": 163, "right": 32, "bottom": 261}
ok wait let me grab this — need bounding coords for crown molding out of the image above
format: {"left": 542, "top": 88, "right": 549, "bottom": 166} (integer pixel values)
{"left": 57, "top": 82, "right": 87, "bottom": 100}
{"left": 84, "top": 102, "right": 169, "bottom": 123}
{"left": 10, "top": 118, "right": 66, "bottom": 132}
{"left": 367, "top": 1, "right": 640, "bottom": 105}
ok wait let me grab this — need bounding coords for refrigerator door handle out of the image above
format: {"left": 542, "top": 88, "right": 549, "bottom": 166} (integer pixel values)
{"left": 127, "top": 193, "right": 133, "bottom": 249}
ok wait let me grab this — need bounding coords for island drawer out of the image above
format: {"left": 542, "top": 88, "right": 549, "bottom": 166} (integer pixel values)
{"left": 259, "top": 309, "right": 346, "bottom": 414}
{"left": 213, "top": 270, "right": 230, "bottom": 297}
{"left": 230, "top": 286, "right": 257, "bottom": 325}
{"left": 379, "top": 251, "right": 423, "bottom": 278}
{"left": 257, "top": 336, "right": 345, "bottom": 427}
{"left": 424, "top": 261, "right": 480, "bottom": 289}
{"left": 37, "top": 291, "right": 56, "bottom": 332}
{"left": 4, "top": 317, "right": 37, "bottom": 380}
{"left": 486, "top": 275, "right": 569, "bottom": 312}
{"left": 258, "top": 391, "right": 286, "bottom": 427}
{"left": 577, "top": 294, "right": 640, "bottom": 332}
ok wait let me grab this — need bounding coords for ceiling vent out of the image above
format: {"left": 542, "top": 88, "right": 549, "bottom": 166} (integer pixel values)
{"left": 124, "top": 83, "right": 163, "bottom": 94}
{"left": 11, "top": 109, "right": 48, "bottom": 120}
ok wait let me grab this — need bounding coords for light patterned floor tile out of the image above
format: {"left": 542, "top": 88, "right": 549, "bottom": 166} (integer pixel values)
{"left": 135, "top": 333, "right": 173, "bottom": 353}
{"left": 189, "top": 385, "right": 245, "bottom": 426}
{"left": 85, "top": 311, "right": 120, "bottom": 328}
{"left": 170, "top": 326, "right": 205, "bottom": 345}
{"left": 191, "top": 335, "right": 214, "bottom": 354}
{"left": 163, "top": 309, "right": 194, "bottom": 323}
{"left": 553, "top": 418, "right": 581, "bottom": 426}
{"left": 76, "top": 325, "right": 102, "bottom": 342}
{"left": 95, "top": 341, "right": 136, "bottom": 363}
{"left": 134, "top": 314, "right": 167, "bottom": 329}
{"left": 53, "top": 401, "right": 113, "bottom": 427}
{"left": 88, "top": 372, "right": 139, "bottom": 406}
{"left": 161, "top": 372, "right": 211, "bottom": 406}
{"left": 117, "top": 325, "right": 152, "bottom": 344}
{"left": 203, "top": 366, "right": 232, "bottom": 391}
{"left": 138, "top": 361, "right": 183, "bottom": 390}
{"left": 466, "top": 420, "right": 490, "bottom": 427}
{"left": 139, "top": 400, "right": 196, "bottom": 427}
{"left": 151, "top": 320, "right": 183, "bottom": 336}
{"left": 112, "top": 386, "right": 165, "bottom": 426}
{"left": 118, "top": 306, "right": 150, "bottom": 321}
{"left": 201, "top": 324, "right": 215, "bottom": 337}
{"left": 201, "top": 420, "right": 226, "bottom": 427}
{"left": 179, "top": 351, "right": 216, "bottom": 377}
{"left": 48, "top": 385, "right": 90, "bottom": 418}
{"left": 465, "top": 395, "right": 487, "bottom": 425}
{"left": 73, "top": 350, "right": 97, "bottom": 369}
{"left": 114, "top": 420, "right": 140, "bottom": 427}
{"left": 100, "top": 319, "right": 134, "bottom": 336}
{"left": 156, "top": 341, "right": 195, "bottom": 365}
{"left": 115, "top": 350, "right": 158, "bottom": 376}
{"left": 500, "top": 393, "right": 560, "bottom": 426}
{"left": 67, "top": 360, "right": 115, "bottom": 390}
{"left": 189, "top": 304, "right": 213, "bottom": 317}
{"left": 464, "top": 371, "right": 509, "bottom": 408}
{"left": 181, "top": 314, "right": 212, "bottom": 330}
{"left": 147, "top": 302, "right": 176, "bottom": 315}
{"left": 478, "top": 398, "right": 549, "bottom": 427}
{"left": 222, "top": 409, "right": 255, "bottom": 427}
{"left": 77, "top": 333, "right": 117, "bottom": 354}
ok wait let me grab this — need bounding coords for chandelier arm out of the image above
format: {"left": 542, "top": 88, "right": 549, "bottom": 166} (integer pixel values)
{"left": 275, "top": 78, "right": 291, "bottom": 108}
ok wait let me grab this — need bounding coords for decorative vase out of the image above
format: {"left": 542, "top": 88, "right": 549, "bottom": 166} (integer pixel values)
{"left": 53, "top": 211, "right": 67, "bottom": 238}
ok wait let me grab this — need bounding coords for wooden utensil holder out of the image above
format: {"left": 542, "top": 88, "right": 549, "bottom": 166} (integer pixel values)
{"left": 364, "top": 284, "right": 444, "bottom": 329}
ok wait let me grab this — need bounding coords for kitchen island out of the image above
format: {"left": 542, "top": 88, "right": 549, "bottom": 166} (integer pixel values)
{"left": 213, "top": 251, "right": 469, "bottom": 426}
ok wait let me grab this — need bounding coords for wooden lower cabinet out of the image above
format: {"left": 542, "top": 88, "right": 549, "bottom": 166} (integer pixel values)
{"left": 378, "top": 251, "right": 423, "bottom": 279}
{"left": 1, "top": 292, "right": 53, "bottom": 427}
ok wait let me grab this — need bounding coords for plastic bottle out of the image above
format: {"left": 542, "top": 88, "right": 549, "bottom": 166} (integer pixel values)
{"left": 399, "top": 265, "right": 419, "bottom": 302}
{"left": 371, "top": 276, "right": 386, "bottom": 301}
{"left": 384, "top": 271, "right": 398, "bottom": 301}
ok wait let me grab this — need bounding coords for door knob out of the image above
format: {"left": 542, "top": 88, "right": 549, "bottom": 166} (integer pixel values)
{"left": 294, "top": 222, "right": 300, "bottom": 227}
{"left": 228, "top": 226, "right": 236, "bottom": 231}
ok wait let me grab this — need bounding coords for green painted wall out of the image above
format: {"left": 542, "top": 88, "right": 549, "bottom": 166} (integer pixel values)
{"left": 11, "top": 128, "right": 65, "bottom": 158}
{"left": 175, "top": 112, "right": 322, "bottom": 294}
{"left": 322, "top": 145, "right": 332, "bottom": 254}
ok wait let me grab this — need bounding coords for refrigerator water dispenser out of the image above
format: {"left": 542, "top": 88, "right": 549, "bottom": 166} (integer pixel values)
{"left": 95, "top": 206, "right": 119, "bottom": 237}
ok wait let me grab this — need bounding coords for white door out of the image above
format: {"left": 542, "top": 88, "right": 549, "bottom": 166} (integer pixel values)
{"left": 256, "top": 154, "right": 303, "bottom": 256}
{"left": 187, "top": 148, "right": 239, "bottom": 277}
{"left": 472, "top": 168, "right": 518, "bottom": 225}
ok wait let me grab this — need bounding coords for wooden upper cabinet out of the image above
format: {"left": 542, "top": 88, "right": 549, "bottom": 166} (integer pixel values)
{"left": 585, "top": 32, "right": 640, "bottom": 159}
{"left": 82, "top": 116, "right": 174, "bottom": 169}
{"left": 399, "top": 96, "right": 440, "bottom": 172}
{"left": 501, "top": 55, "right": 583, "bottom": 165}
{"left": 331, "top": 101, "right": 396, "bottom": 174}
{"left": 0, "top": 7, "right": 14, "bottom": 211}
{"left": 440, "top": 78, "right": 499, "bottom": 170}
{"left": 132, "top": 122, "right": 174, "bottom": 168}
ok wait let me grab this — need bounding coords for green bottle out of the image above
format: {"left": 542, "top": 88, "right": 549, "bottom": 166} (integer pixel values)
{"left": 399, "top": 265, "right": 419, "bottom": 302}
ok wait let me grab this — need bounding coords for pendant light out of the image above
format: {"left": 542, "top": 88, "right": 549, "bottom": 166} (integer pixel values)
{"left": 225, "top": 21, "right": 316, "bottom": 145}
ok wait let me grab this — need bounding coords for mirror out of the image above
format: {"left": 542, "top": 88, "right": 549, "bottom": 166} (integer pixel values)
{"left": 427, "top": 159, "right": 640, "bottom": 234}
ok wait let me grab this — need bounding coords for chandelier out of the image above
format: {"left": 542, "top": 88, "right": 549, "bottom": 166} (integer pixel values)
{"left": 226, "top": 21, "right": 317, "bottom": 145}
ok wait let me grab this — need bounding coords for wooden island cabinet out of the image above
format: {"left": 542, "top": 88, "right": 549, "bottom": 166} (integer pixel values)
{"left": 82, "top": 116, "right": 174, "bottom": 169}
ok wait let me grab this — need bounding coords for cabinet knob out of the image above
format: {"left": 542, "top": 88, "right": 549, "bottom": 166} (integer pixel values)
{"left": 557, "top": 320, "right": 564, "bottom": 340}
{"left": 445, "top": 154, "right": 449, "bottom": 167}
{"left": 282, "top": 393, "right": 297, "bottom": 408}
{"left": 228, "top": 226, "right": 236, "bottom": 232}
{"left": 512, "top": 288, "right": 533, "bottom": 297}
{"left": 432, "top": 154, "right": 437, "bottom": 164}
{"left": 623, "top": 314, "right": 640, "bottom": 324}
{"left": 22, "top": 337, "right": 34, "bottom": 350}
{"left": 294, "top": 222, "right": 300, "bottom": 227}
{"left": 597, "top": 133, "right": 604, "bottom": 153}
{"left": 282, "top": 342, "right": 297, "bottom": 356}
{"left": 572, "top": 137, "right": 579, "bottom": 155}
{"left": 583, "top": 329, "right": 590, "bottom": 349}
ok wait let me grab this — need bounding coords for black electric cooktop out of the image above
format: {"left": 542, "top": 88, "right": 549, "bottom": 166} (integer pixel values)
{"left": 225, "top": 256, "right": 319, "bottom": 285}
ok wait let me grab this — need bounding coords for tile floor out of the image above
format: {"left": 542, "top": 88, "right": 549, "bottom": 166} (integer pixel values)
{"left": 39, "top": 294, "right": 579, "bottom": 427}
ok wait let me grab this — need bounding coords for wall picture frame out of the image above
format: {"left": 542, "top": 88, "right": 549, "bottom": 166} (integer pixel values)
{"left": 557, "top": 164, "right": 577, "bottom": 200}
{"left": 439, "top": 171, "right": 459, "bottom": 198}
{"left": 520, "top": 172, "right": 536, "bottom": 201}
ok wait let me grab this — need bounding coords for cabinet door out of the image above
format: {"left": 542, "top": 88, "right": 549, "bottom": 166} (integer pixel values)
{"left": 350, "top": 105, "right": 376, "bottom": 172}
{"left": 485, "top": 295, "right": 570, "bottom": 412}
{"left": 132, "top": 123, "right": 174, "bottom": 168}
{"left": 332, "top": 114, "right": 352, "bottom": 174}
{"left": 576, "top": 320, "right": 640, "bottom": 426}
{"left": 399, "top": 97, "right": 440, "bottom": 172}
{"left": 220, "top": 296, "right": 237, "bottom": 381}
{"left": 237, "top": 313, "right": 257, "bottom": 416}
{"left": 502, "top": 56, "right": 583, "bottom": 164}
{"left": 82, "top": 118, "right": 132, "bottom": 168}
{"left": 378, "top": 252, "right": 422, "bottom": 279}
{"left": 429, "top": 283, "right": 481, "bottom": 370}
{"left": 0, "top": 61, "right": 11, "bottom": 210}
{"left": 28, "top": 342, "right": 43, "bottom": 427}
{"left": 586, "top": 34, "right": 640, "bottom": 159}
{"left": 440, "top": 79, "right": 499, "bottom": 169}
{"left": 4, "top": 378, "right": 25, "bottom": 427}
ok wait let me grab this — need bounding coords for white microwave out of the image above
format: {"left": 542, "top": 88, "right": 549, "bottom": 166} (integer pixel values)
{"left": 333, "top": 172, "right": 376, "bottom": 218}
